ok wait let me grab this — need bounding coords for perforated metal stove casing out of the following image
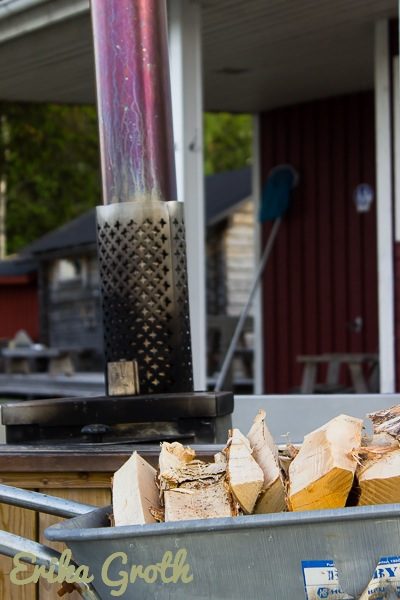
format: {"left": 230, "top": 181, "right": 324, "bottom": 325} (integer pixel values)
{"left": 96, "top": 200, "right": 193, "bottom": 395}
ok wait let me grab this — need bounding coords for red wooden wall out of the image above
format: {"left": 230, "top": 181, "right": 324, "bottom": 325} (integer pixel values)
{"left": 0, "top": 276, "right": 39, "bottom": 341}
{"left": 260, "top": 92, "right": 378, "bottom": 393}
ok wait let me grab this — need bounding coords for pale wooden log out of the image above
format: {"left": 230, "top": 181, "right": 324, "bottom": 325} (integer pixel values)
{"left": 160, "top": 460, "right": 226, "bottom": 491}
{"left": 361, "top": 432, "right": 399, "bottom": 448}
{"left": 288, "top": 414, "right": 363, "bottom": 511}
{"left": 278, "top": 445, "right": 300, "bottom": 478}
{"left": 358, "top": 448, "right": 400, "bottom": 505}
{"left": 214, "top": 451, "right": 227, "bottom": 465}
{"left": 247, "top": 410, "right": 286, "bottom": 513}
{"left": 278, "top": 454, "right": 292, "bottom": 478}
{"left": 107, "top": 360, "right": 139, "bottom": 396}
{"left": 161, "top": 460, "right": 236, "bottom": 521}
{"left": 164, "top": 480, "right": 235, "bottom": 521}
{"left": 159, "top": 441, "right": 196, "bottom": 474}
{"left": 368, "top": 404, "right": 400, "bottom": 438}
{"left": 225, "top": 428, "right": 264, "bottom": 514}
{"left": 158, "top": 456, "right": 222, "bottom": 502}
{"left": 113, "top": 451, "right": 160, "bottom": 526}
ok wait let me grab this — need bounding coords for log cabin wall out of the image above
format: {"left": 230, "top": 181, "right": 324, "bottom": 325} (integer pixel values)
{"left": 260, "top": 92, "right": 378, "bottom": 393}
{"left": 206, "top": 199, "right": 255, "bottom": 318}
{"left": 225, "top": 199, "right": 255, "bottom": 317}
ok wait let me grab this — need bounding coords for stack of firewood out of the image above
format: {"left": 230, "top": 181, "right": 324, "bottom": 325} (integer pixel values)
{"left": 112, "top": 405, "right": 400, "bottom": 526}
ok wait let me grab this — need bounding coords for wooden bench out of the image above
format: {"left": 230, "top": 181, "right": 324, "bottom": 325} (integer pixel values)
{"left": 297, "top": 353, "right": 379, "bottom": 394}
{"left": 2, "top": 347, "right": 75, "bottom": 376}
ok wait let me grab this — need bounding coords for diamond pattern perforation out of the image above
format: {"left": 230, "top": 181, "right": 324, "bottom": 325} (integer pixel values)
{"left": 97, "top": 204, "right": 193, "bottom": 395}
{"left": 170, "top": 214, "right": 193, "bottom": 380}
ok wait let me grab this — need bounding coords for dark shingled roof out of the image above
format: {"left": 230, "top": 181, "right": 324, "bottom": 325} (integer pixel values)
{"left": 19, "top": 167, "right": 252, "bottom": 256}
{"left": 0, "top": 257, "right": 37, "bottom": 277}
{"left": 22, "top": 208, "right": 97, "bottom": 255}
{"left": 206, "top": 167, "right": 251, "bottom": 226}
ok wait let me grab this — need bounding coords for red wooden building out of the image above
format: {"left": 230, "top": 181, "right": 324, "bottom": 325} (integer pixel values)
{"left": 0, "top": 1, "right": 398, "bottom": 395}
{"left": 261, "top": 93, "right": 378, "bottom": 392}
{"left": 260, "top": 21, "right": 398, "bottom": 393}
{"left": 0, "top": 258, "right": 39, "bottom": 342}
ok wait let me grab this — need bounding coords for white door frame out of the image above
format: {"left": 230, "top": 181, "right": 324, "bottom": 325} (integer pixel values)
{"left": 375, "top": 19, "right": 396, "bottom": 393}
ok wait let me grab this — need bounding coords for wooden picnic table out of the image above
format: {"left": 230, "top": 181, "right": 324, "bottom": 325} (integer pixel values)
{"left": 297, "top": 353, "right": 379, "bottom": 394}
{"left": 2, "top": 347, "right": 75, "bottom": 376}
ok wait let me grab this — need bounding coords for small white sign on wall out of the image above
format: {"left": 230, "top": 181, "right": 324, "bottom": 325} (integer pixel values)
{"left": 354, "top": 183, "right": 374, "bottom": 213}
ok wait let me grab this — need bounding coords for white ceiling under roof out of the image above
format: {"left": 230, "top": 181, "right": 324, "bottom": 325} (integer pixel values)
{"left": 0, "top": 0, "right": 397, "bottom": 112}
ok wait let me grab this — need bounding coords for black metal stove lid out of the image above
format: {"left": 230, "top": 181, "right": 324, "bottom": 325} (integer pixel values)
{"left": 1, "top": 391, "right": 233, "bottom": 426}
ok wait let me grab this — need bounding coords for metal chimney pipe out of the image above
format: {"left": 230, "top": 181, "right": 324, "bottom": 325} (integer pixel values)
{"left": 90, "top": 0, "right": 194, "bottom": 396}
{"left": 91, "top": 0, "right": 177, "bottom": 205}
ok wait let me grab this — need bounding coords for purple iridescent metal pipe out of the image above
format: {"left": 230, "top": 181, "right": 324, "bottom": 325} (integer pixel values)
{"left": 91, "top": 0, "right": 177, "bottom": 205}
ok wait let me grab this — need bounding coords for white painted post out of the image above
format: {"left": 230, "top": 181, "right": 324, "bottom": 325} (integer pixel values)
{"left": 375, "top": 20, "right": 395, "bottom": 393}
{"left": 394, "top": 56, "right": 400, "bottom": 243}
{"left": 252, "top": 114, "right": 264, "bottom": 394}
{"left": 168, "top": 0, "right": 206, "bottom": 390}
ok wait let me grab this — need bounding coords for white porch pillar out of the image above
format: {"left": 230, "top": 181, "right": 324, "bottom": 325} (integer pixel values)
{"left": 374, "top": 20, "right": 395, "bottom": 392}
{"left": 168, "top": 0, "right": 206, "bottom": 390}
{"left": 394, "top": 56, "right": 400, "bottom": 242}
{"left": 252, "top": 114, "right": 264, "bottom": 394}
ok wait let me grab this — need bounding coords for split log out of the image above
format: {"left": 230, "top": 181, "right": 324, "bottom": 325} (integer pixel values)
{"left": 361, "top": 432, "right": 399, "bottom": 449}
{"left": 214, "top": 451, "right": 227, "bottom": 465}
{"left": 164, "top": 480, "right": 235, "bottom": 521}
{"left": 278, "top": 445, "right": 300, "bottom": 478}
{"left": 358, "top": 447, "right": 400, "bottom": 505}
{"left": 160, "top": 460, "right": 227, "bottom": 492}
{"left": 162, "top": 460, "right": 237, "bottom": 521}
{"left": 288, "top": 414, "right": 363, "bottom": 511}
{"left": 368, "top": 404, "right": 400, "bottom": 438}
{"left": 159, "top": 441, "right": 196, "bottom": 474}
{"left": 247, "top": 410, "right": 286, "bottom": 513}
{"left": 278, "top": 454, "right": 292, "bottom": 478}
{"left": 225, "top": 428, "right": 264, "bottom": 514}
{"left": 113, "top": 451, "right": 160, "bottom": 526}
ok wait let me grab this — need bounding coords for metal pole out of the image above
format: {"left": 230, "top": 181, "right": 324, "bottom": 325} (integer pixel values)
{"left": 91, "top": 0, "right": 177, "bottom": 205}
{"left": 0, "top": 484, "right": 94, "bottom": 518}
{"left": 90, "top": 0, "right": 194, "bottom": 394}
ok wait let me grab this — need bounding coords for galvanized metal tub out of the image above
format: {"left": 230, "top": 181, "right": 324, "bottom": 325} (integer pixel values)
{"left": 46, "top": 503, "right": 400, "bottom": 599}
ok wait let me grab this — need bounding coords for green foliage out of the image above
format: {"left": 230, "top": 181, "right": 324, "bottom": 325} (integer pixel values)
{"left": 204, "top": 113, "right": 252, "bottom": 175}
{"left": 0, "top": 104, "right": 252, "bottom": 254}
{"left": 0, "top": 103, "right": 100, "bottom": 254}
